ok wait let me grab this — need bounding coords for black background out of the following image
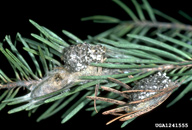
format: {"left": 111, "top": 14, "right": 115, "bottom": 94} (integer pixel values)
{"left": 0, "top": 0, "right": 192, "bottom": 129}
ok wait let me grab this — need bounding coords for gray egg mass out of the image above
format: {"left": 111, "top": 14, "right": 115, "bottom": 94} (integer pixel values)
{"left": 62, "top": 43, "right": 106, "bottom": 72}
{"left": 130, "top": 72, "right": 172, "bottom": 101}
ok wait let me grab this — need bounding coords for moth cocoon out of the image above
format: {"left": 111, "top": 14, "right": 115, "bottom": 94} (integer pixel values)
{"left": 61, "top": 43, "right": 106, "bottom": 72}
{"left": 130, "top": 72, "right": 173, "bottom": 101}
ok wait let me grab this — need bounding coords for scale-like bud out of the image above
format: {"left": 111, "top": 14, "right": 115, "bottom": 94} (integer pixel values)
{"left": 62, "top": 43, "right": 106, "bottom": 72}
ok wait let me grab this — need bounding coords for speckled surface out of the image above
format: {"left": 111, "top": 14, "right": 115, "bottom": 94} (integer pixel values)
{"left": 62, "top": 43, "right": 106, "bottom": 72}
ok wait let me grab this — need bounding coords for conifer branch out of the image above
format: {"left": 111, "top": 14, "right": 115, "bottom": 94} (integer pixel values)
{"left": 1, "top": 0, "right": 192, "bottom": 128}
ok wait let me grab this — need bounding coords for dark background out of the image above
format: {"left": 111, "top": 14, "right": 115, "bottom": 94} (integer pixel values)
{"left": 0, "top": 0, "right": 192, "bottom": 129}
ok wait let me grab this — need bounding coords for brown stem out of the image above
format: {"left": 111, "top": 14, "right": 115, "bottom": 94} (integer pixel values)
{"left": 0, "top": 80, "right": 39, "bottom": 89}
{"left": 141, "top": 62, "right": 192, "bottom": 73}
{"left": 125, "top": 20, "right": 192, "bottom": 31}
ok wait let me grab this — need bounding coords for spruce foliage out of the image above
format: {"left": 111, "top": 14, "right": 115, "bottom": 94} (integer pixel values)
{"left": 0, "top": 0, "right": 192, "bottom": 128}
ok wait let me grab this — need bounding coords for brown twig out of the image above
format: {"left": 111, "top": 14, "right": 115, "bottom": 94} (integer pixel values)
{"left": 0, "top": 80, "right": 39, "bottom": 89}
{"left": 125, "top": 20, "right": 192, "bottom": 31}
{"left": 141, "top": 63, "right": 192, "bottom": 73}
